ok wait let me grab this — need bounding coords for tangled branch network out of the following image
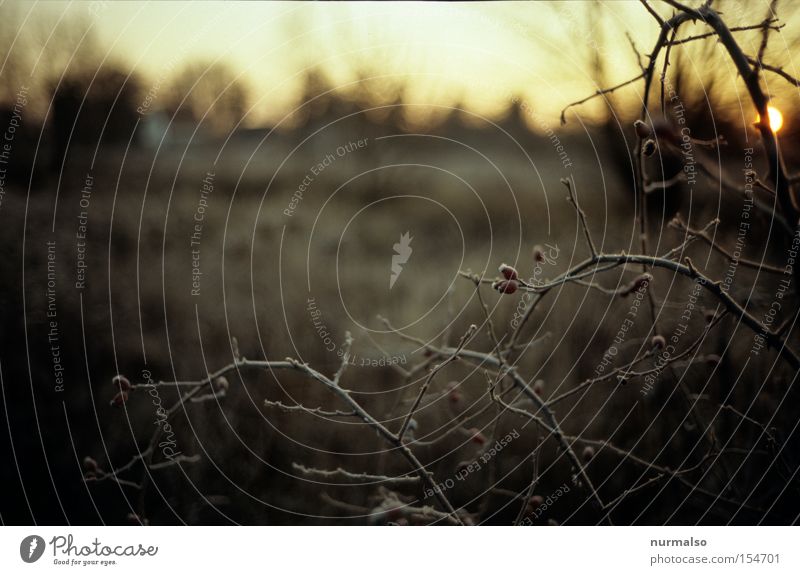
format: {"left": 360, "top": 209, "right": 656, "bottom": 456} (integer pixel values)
{"left": 89, "top": 0, "right": 800, "bottom": 525}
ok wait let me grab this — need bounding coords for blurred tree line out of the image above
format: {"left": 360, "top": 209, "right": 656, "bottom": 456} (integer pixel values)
{"left": 0, "top": 8, "right": 250, "bottom": 181}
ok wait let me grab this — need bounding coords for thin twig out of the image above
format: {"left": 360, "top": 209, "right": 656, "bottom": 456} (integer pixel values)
{"left": 757, "top": 1, "right": 780, "bottom": 66}
{"left": 639, "top": 0, "right": 665, "bottom": 26}
{"left": 744, "top": 55, "right": 800, "bottom": 87}
{"left": 669, "top": 215, "right": 786, "bottom": 274}
{"left": 263, "top": 399, "right": 357, "bottom": 418}
{"left": 560, "top": 72, "right": 646, "bottom": 125}
{"left": 514, "top": 438, "right": 542, "bottom": 526}
{"left": 292, "top": 463, "right": 423, "bottom": 485}
{"left": 665, "top": 21, "right": 782, "bottom": 47}
{"left": 397, "top": 324, "right": 477, "bottom": 441}
{"left": 563, "top": 176, "right": 598, "bottom": 257}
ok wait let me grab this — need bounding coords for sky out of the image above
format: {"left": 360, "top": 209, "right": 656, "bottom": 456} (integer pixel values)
{"left": 3, "top": 1, "right": 798, "bottom": 130}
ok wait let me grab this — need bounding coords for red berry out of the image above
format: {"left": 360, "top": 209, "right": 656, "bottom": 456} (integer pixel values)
{"left": 533, "top": 379, "right": 544, "bottom": 396}
{"left": 110, "top": 390, "right": 129, "bottom": 407}
{"left": 445, "top": 381, "right": 462, "bottom": 406}
{"left": 493, "top": 279, "right": 519, "bottom": 294}
{"left": 112, "top": 374, "right": 131, "bottom": 391}
{"left": 499, "top": 263, "right": 519, "bottom": 281}
{"left": 528, "top": 495, "right": 544, "bottom": 510}
{"left": 468, "top": 428, "right": 487, "bottom": 445}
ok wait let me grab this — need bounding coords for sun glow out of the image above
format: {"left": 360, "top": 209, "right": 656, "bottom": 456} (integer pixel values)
{"left": 758, "top": 105, "right": 784, "bottom": 133}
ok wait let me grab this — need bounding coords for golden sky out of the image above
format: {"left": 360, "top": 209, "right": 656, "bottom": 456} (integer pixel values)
{"left": 6, "top": 1, "right": 799, "bottom": 129}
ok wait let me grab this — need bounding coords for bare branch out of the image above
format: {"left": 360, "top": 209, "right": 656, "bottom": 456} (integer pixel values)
{"left": 292, "top": 463, "right": 423, "bottom": 485}
{"left": 665, "top": 21, "right": 783, "bottom": 47}
{"left": 148, "top": 454, "right": 202, "bottom": 470}
{"left": 562, "top": 176, "right": 598, "bottom": 257}
{"left": 757, "top": 0, "right": 780, "bottom": 66}
{"left": 320, "top": 492, "right": 466, "bottom": 525}
{"left": 745, "top": 54, "right": 800, "bottom": 87}
{"left": 397, "top": 324, "right": 477, "bottom": 442}
{"left": 639, "top": 0, "right": 665, "bottom": 26}
{"left": 560, "top": 72, "right": 646, "bottom": 125}
{"left": 333, "top": 331, "right": 354, "bottom": 385}
{"left": 514, "top": 439, "right": 542, "bottom": 526}
{"left": 669, "top": 215, "right": 786, "bottom": 274}
{"left": 263, "top": 399, "right": 357, "bottom": 418}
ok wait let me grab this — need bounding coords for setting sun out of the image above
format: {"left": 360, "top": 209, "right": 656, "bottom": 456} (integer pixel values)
{"left": 758, "top": 105, "right": 784, "bottom": 133}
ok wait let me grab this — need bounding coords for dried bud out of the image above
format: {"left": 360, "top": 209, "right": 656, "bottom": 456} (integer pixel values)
{"left": 547, "top": 519, "right": 559, "bottom": 526}
{"left": 619, "top": 273, "right": 652, "bottom": 297}
{"left": 582, "top": 446, "right": 595, "bottom": 462}
{"left": 406, "top": 418, "right": 418, "bottom": 432}
{"left": 634, "top": 119, "right": 652, "bottom": 139}
{"left": 468, "top": 428, "right": 487, "bottom": 445}
{"left": 705, "top": 354, "right": 721, "bottom": 365}
{"left": 703, "top": 309, "right": 717, "bottom": 324}
{"left": 533, "top": 379, "right": 545, "bottom": 396}
{"left": 651, "top": 334, "right": 666, "bottom": 349}
{"left": 642, "top": 139, "right": 657, "bottom": 157}
{"left": 446, "top": 382, "right": 462, "bottom": 407}
{"left": 528, "top": 494, "right": 544, "bottom": 510}
{"left": 82, "top": 456, "right": 98, "bottom": 472}
{"left": 112, "top": 374, "right": 131, "bottom": 391}
{"left": 499, "top": 263, "right": 519, "bottom": 281}
{"left": 492, "top": 279, "right": 519, "bottom": 294}
{"left": 532, "top": 245, "right": 545, "bottom": 263}
{"left": 110, "top": 390, "right": 129, "bottom": 407}
{"left": 215, "top": 376, "right": 229, "bottom": 392}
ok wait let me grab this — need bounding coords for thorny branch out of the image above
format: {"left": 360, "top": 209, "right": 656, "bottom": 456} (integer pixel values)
{"left": 93, "top": 1, "right": 799, "bottom": 526}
